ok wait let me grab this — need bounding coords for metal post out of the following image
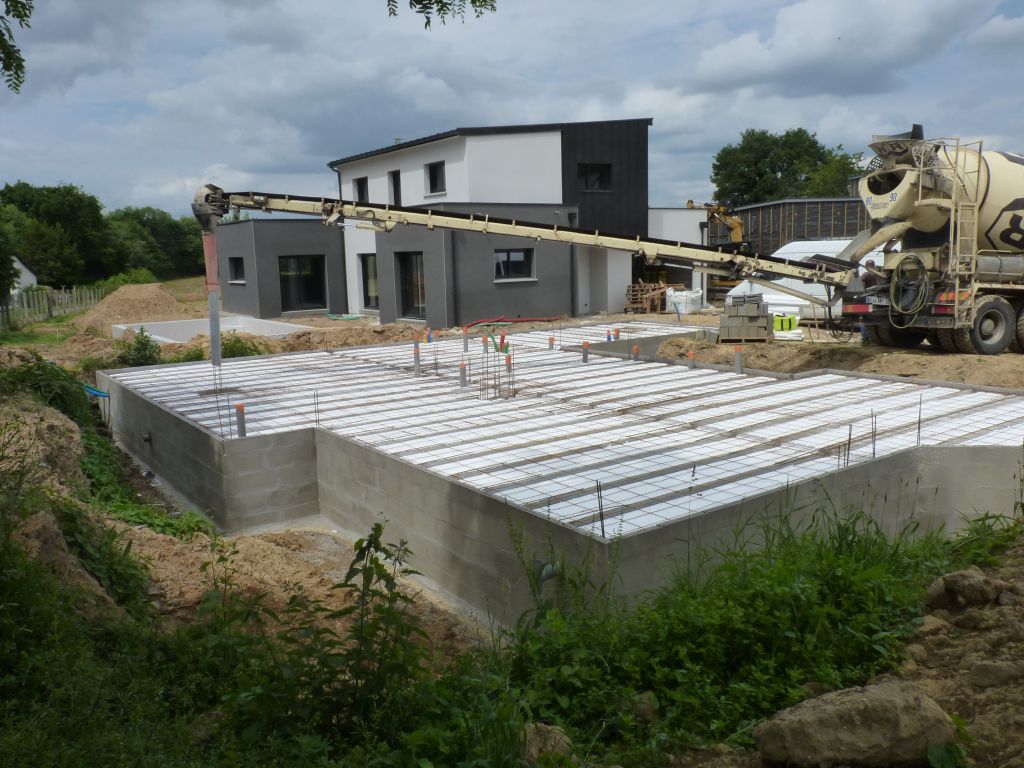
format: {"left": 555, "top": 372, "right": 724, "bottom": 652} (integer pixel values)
{"left": 459, "top": 362, "right": 467, "bottom": 387}
{"left": 734, "top": 345, "right": 743, "bottom": 374}
{"left": 209, "top": 292, "right": 222, "bottom": 367}
{"left": 632, "top": 344, "right": 640, "bottom": 362}
{"left": 687, "top": 350, "right": 696, "bottom": 369}
{"left": 463, "top": 327, "right": 469, "bottom": 352}
{"left": 582, "top": 341, "right": 590, "bottom": 363}
{"left": 505, "top": 353, "right": 512, "bottom": 374}
{"left": 548, "top": 335, "right": 555, "bottom": 350}
{"left": 234, "top": 403, "right": 246, "bottom": 438}
{"left": 414, "top": 340, "right": 421, "bottom": 376}
{"left": 614, "top": 328, "right": 621, "bottom": 341}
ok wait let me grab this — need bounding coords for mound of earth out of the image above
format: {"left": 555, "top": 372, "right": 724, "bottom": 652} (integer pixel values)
{"left": 74, "top": 283, "right": 204, "bottom": 337}
{"left": 657, "top": 337, "right": 1024, "bottom": 389}
{"left": 278, "top": 323, "right": 428, "bottom": 351}
{"left": 0, "top": 395, "right": 85, "bottom": 493}
{"left": 121, "top": 525, "right": 479, "bottom": 655}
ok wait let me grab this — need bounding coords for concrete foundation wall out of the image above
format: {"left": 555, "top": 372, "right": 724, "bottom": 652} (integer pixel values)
{"left": 101, "top": 369, "right": 1024, "bottom": 621}
{"left": 100, "top": 370, "right": 319, "bottom": 532}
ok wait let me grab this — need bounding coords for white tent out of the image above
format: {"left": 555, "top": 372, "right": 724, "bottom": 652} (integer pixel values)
{"left": 727, "top": 238, "right": 884, "bottom": 321}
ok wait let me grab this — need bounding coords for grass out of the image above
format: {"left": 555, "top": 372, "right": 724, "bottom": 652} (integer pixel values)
{"left": 0, "top": 313, "right": 79, "bottom": 346}
{"left": 163, "top": 274, "right": 207, "bottom": 303}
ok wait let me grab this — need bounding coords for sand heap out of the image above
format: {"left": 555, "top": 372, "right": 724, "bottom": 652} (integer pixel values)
{"left": 74, "top": 284, "right": 204, "bottom": 337}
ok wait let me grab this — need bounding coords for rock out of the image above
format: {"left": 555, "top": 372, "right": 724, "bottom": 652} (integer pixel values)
{"left": 951, "top": 608, "right": 993, "bottom": 630}
{"left": 968, "top": 660, "right": 1024, "bottom": 688}
{"left": 523, "top": 722, "right": 575, "bottom": 766}
{"left": 631, "top": 690, "right": 659, "bottom": 723}
{"left": 928, "top": 566, "right": 1000, "bottom": 609}
{"left": 754, "top": 682, "right": 954, "bottom": 767}
{"left": 916, "top": 615, "right": 950, "bottom": 637}
{"left": 904, "top": 644, "right": 929, "bottom": 664}
{"left": 997, "top": 590, "right": 1019, "bottom": 606}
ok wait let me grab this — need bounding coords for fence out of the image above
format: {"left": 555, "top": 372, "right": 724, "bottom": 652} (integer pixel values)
{"left": 1, "top": 286, "right": 106, "bottom": 330}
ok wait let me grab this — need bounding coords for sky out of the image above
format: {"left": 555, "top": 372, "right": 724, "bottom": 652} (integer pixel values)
{"left": 1, "top": 0, "right": 1022, "bottom": 217}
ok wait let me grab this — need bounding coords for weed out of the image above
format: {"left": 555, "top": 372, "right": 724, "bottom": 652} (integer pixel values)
{"left": 221, "top": 332, "right": 267, "bottom": 358}
{"left": 166, "top": 346, "right": 205, "bottom": 363}
{"left": 0, "top": 351, "right": 94, "bottom": 427}
{"left": 114, "top": 327, "right": 162, "bottom": 367}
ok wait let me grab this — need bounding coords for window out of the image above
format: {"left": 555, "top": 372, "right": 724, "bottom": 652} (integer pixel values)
{"left": 426, "top": 161, "right": 445, "bottom": 194}
{"left": 388, "top": 170, "right": 402, "bottom": 206}
{"left": 353, "top": 176, "right": 369, "bottom": 202}
{"left": 228, "top": 256, "right": 245, "bottom": 283}
{"left": 278, "top": 254, "right": 326, "bottom": 312}
{"left": 359, "top": 253, "right": 379, "bottom": 310}
{"left": 494, "top": 249, "right": 535, "bottom": 281}
{"left": 397, "top": 251, "right": 426, "bottom": 320}
{"left": 577, "top": 162, "right": 612, "bottom": 191}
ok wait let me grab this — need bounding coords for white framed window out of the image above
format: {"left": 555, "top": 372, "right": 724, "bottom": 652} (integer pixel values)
{"left": 425, "top": 161, "right": 446, "bottom": 194}
{"left": 494, "top": 249, "right": 535, "bottom": 281}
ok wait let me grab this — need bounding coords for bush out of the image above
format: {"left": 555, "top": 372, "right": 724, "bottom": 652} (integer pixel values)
{"left": 165, "top": 346, "right": 204, "bottom": 363}
{"left": 92, "top": 268, "right": 158, "bottom": 293}
{"left": 0, "top": 351, "right": 93, "bottom": 427}
{"left": 114, "top": 327, "right": 162, "bottom": 367}
{"left": 221, "top": 332, "right": 267, "bottom": 358}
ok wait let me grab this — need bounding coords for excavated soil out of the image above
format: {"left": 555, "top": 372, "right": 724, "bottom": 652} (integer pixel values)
{"left": 74, "top": 283, "right": 205, "bottom": 336}
{"left": 0, "top": 395, "right": 85, "bottom": 494}
{"left": 121, "top": 525, "right": 481, "bottom": 657}
{"left": 657, "top": 337, "right": 1024, "bottom": 390}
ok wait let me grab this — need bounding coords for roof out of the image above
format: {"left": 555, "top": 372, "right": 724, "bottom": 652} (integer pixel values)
{"left": 732, "top": 197, "right": 860, "bottom": 211}
{"left": 327, "top": 118, "right": 653, "bottom": 168}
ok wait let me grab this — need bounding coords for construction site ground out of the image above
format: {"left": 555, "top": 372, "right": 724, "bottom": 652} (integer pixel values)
{"left": 5, "top": 278, "right": 1024, "bottom": 765}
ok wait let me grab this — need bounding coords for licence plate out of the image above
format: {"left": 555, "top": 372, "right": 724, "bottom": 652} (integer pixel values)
{"left": 866, "top": 295, "right": 889, "bottom": 306}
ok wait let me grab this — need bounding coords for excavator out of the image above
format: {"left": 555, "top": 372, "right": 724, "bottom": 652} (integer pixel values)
{"left": 193, "top": 126, "right": 1024, "bottom": 354}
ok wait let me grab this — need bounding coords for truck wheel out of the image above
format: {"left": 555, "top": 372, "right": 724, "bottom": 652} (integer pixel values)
{"left": 925, "top": 330, "right": 944, "bottom": 350}
{"left": 879, "top": 326, "right": 925, "bottom": 348}
{"left": 936, "top": 328, "right": 960, "bottom": 353}
{"left": 954, "top": 295, "right": 1014, "bottom": 355}
{"left": 1015, "top": 304, "right": 1024, "bottom": 352}
{"left": 864, "top": 325, "right": 885, "bottom": 345}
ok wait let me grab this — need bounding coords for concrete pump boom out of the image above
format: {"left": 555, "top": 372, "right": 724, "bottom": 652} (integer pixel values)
{"left": 192, "top": 184, "right": 859, "bottom": 293}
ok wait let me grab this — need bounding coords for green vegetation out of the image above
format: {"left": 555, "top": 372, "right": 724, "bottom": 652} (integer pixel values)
{"left": 221, "top": 331, "right": 268, "bottom": 358}
{"left": 0, "top": 354, "right": 1020, "bottom": 767}
{"left": 0, "top": 183, "right": 203, "bottom": 287}
{"left": 711, "top": 128, "right": 863, "bottom": 207}
{"left": 91, "top": 267, "right": 159, "bottom": 293}
{"left": 113, "top": 327, "right": 162, "bottom": 367}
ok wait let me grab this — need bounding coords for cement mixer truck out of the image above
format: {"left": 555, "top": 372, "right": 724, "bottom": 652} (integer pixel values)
{"left": 193, "top": 126, "right": 1024, "bottom": 354}
{"left": 841, "top": 126, "right": 1024, "bottom": 354}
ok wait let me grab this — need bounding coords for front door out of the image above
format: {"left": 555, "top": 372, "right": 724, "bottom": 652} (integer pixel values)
{"left": 279, "top": 254, "right": 326, "bottom": 312}
{"left": 396, "top": 251, "right": 426, "bottom": 320}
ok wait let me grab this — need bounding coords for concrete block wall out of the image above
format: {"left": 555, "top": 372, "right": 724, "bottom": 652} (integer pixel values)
{"left": 314, "top": 429, "right": 599, "bottom": 624}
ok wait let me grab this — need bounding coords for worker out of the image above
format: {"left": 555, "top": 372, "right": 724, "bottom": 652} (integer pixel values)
{"left": 862, "top": 259, "right": 880, "bottom": 288}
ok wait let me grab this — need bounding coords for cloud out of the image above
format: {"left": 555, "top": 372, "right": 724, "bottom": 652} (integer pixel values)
{"left": 965, "top": 13, "right": 1024, "bottom": 48}
{"left": 693, "top": 0, "right": 1000, "bottom": 96}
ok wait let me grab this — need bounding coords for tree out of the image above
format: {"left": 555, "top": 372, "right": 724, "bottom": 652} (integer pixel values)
{"left": 389, "top": 0, "right": 496, "bottom": 26}
{"left": 0, "top": 181, "right": 115, "bottom": 281}
{"left": 1, "top": 0, "right": 31, "bottom": 92}
{"left": 108, "top": 207, "right": 201, "bottom": 277}
{"left": 18, "top": 219, "right": 81, "bottom": 286}
{"left": 0, "top": 203, "right": 28, "bottom": 298}
{"left": 711, "top": 128, "right": 862, "bottom": 207}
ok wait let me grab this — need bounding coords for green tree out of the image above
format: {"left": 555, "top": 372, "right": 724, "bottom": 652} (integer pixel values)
{"left": 389, "top": 0, "right": 496, "bottom": 25}
{"left": 711, "top": 128, "right": 861, "bottom": 207}
{"left": 18, "top": 219, "right": 81, "bottom": 286}
{"left": 107, "top": 217, "right": 169, "bottom": 277}
{"left": 107, "top": 207, "right": 200, "bottom": 277}
{"left": 1, "top": 0, "right": 32, "bottom": 92}
{"left": 0, "top": 181, "right": 116, "bottom": 281}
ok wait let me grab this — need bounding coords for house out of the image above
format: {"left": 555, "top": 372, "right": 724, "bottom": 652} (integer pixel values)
{"left": 328, "top": 118, "right": 653, "bottom": 326}
{"left": 216, "top": 219, "right": 346, "bottom": 318}
{"left": 13, "top": 256, "right": 37, "bottom": 290}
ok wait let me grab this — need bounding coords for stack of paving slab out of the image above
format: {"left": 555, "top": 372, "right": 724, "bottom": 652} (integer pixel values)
{"left": 718, "top": 294, "right": 774, "bottom": 343}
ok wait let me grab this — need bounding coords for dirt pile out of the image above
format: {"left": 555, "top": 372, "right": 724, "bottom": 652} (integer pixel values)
{"left": 74, "top": 283, "right": 204, "bottom": 337}
{"left": 278, "top": 323, "right": 428, "bottom": 351}
{"left": 657, "top": 336, "right": 1024, "bottom": 389}
{"left": 121, "top": 525, "right": 478, "bottom": 654}
{"left": 0, "top": 395, "right": 85, "bottom": 493}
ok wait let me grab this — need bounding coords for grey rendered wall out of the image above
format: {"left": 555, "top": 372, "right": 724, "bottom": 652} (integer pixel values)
{"left": 373, "top": 203, "right": 575, "bottom": 327}
{"left": 252, "top": 220, "right": 347, "bottom": 319}
{"left": 216, "top": 221, "right": 260, "bottom": 317}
